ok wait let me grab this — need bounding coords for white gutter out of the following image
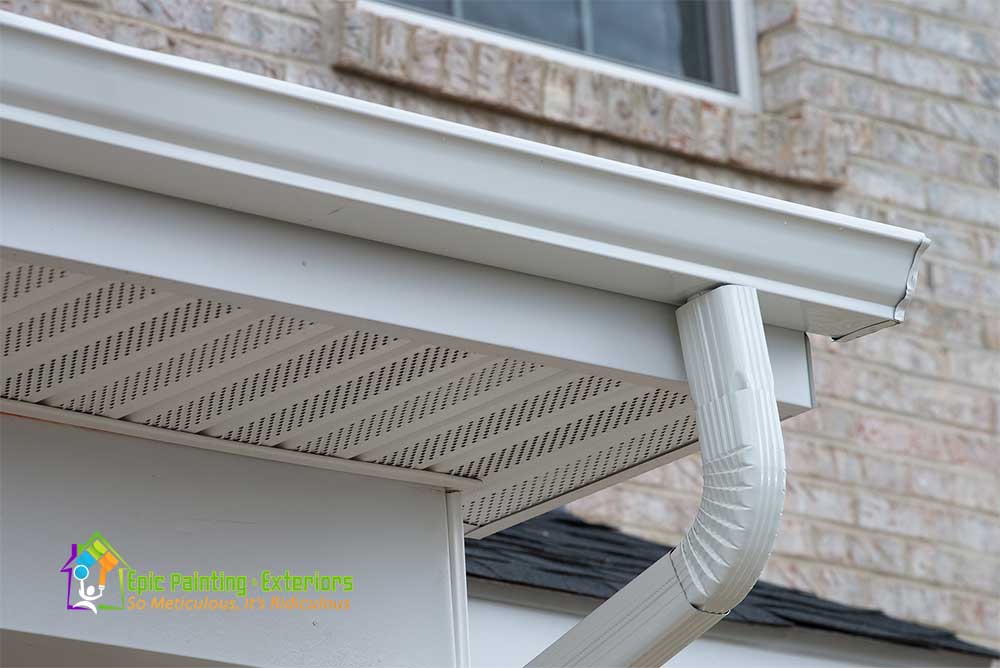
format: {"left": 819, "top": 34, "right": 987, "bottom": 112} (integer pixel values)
{"left": 527, "top": 285, "right": 785, "bottom": 667}
{"left": 0, "top": 13, "right": 928, "bottom": 341}
{"left": 0, "top": 15, "right": 925, "bottom": 663}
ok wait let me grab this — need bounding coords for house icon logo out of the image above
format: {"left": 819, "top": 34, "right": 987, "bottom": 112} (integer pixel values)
{"left": 60, "top": 532, "right": 130, "bottom": 614}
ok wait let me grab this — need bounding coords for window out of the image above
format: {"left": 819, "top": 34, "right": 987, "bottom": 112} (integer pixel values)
{"left": 386, "top": 0, "right": 738, "bottom": 93}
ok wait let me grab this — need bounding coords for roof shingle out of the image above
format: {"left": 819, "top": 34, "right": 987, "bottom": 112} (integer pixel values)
{"left": 465, "top": 510, "right": 999, "bottom": 658}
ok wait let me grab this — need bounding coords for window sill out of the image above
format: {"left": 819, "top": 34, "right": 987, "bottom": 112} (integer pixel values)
{"left": 331, "top": 3, "right": 848, "bottom": 189}
{"left": 360, "top": 1, "right": 750, "bottom": 110}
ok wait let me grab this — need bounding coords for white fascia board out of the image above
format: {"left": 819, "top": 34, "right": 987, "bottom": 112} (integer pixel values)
{"left": 0, "top": 13, "right": 928, "bottom": 341}
{"left": 0, "top": 161, "right": 815, "bottom": 414}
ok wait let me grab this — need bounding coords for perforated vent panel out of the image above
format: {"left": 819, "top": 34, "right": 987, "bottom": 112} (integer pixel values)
{"left": 463, "top": 413, "right": 697, "bottom": 527}
{"left": 1, "top": 260, "right": 699, "bottom": 536}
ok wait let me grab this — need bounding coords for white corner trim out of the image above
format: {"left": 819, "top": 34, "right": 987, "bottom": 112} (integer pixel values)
{"left": 447, "top": 492, "right": 473, "bottom": 668}
{"left": 0, "top": 399, "right": 482, "bottom": 492}
{"left": 525, "top": 286, "right": 785, "bottom": 667}
{"left": 0, "top": 13, "right": 928, "bottom": 341}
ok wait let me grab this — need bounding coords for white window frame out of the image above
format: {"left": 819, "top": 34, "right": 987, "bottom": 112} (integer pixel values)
{"left": 360, "top": 0, "right": 760, "bottom": 110}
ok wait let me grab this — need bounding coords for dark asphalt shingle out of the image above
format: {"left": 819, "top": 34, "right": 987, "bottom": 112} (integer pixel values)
{"left": 466, "top": 510, "right": 999, "bottom": 659}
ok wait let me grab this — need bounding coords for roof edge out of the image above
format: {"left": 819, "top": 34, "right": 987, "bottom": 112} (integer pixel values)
{"left": 0, "top": 13, "right": 929, "bottom": 339}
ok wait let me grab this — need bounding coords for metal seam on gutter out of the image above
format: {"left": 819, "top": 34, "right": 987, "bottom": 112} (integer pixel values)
{"left": 893, "top": 235, "right": 932, "bottom": 324}
{"left": 835, "top": 235, "right": 931, "bottom": 342}
{"left": 526, "top": 286, "right": 785, "bottom": 667}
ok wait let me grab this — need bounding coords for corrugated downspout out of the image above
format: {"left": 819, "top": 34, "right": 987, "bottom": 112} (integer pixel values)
{"left": 526, "top": 285, "right": 786, "bottom": 668}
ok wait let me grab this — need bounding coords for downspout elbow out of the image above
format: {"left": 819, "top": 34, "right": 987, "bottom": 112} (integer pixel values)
{"left": 670, "top": 285, "right": 786, "bottom": 615}
{"left": 527, "top": 285, "right": 786, "bottom": 668}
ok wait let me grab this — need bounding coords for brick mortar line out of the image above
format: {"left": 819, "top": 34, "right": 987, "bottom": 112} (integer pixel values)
{"left": 785, "top": 470, "right": 1000, "bottom": 521}
{"left": 782, "top": 513, "right": 1000, "bottom": 567}
{"left": 616, "top": 472, "right": 1000, "bottom": 547}
{"left": 782, "top": 472, "right": 1000, "bottom": 526}
{"left": 784, "top": 454, "right": 1000, "bottom": 514}
{"left": 905, "top": 294, "right": 1000, "bottom": 321}
{"left": 51, "top": 1, "right": 330, "bottom": 67}
{"left": 626, "top": 445, "right": 1000, "bottom": 495}
{"left": 776, "top": 18, "right": 1000, "bottom": 77}
{"left": 813, "top": 340, "right": 1000, "bottom": 394}
{"left": 926, "top": 254, "right": 1000, "bottom": 278}
{"left": 840, "top": 193, "right": 1000, "bottom": 241}
{"left": 757, "top": 0, "right": 1000, "bottom": 37}
{"left": 222, "top": 0, "right": 323, "bottom": 26}
{"left": 880, "top": 0, "right": 1000, "bottom": 35}
{"left": 841, "top": 24, "right": 1000, "bottom": 74}
{"left": 814, "top": 395, "right": 998, "bottom": 439}
{"left": 906, "top": 293, "right": 1000, "bottom": 322}
{"left": 820, "top": 345, "right": 1000, "bottom": 393}
{"left": 784, "top": 60, "right": 1000, "bottom": 139}
{"left": 781, "top": 426, "right": 1000, "bottom": 481}
{"left": 845, "top": 146, "right": 1000, "bottom": 196}
{"left": 847, "top": 155, "right": 1000, "bottom": 200}
{"left": 846, "top": 113, "right": 1000, "bottom": 162}
{"left": 812, "top": 349, "right": 998, "bottom": 403}
{"left": 622, "top": 466, "right": 1000, "bottom": 526}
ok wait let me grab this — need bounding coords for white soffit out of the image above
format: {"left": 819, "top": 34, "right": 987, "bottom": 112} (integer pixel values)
{"left": 0, "top": 13, "right": 928, "bottom": 341}
{"left": 1, "top": 251, "right": 696, "bottom": 537}
{"left": 0, "top": 162, "right": 811, "bottom": 538}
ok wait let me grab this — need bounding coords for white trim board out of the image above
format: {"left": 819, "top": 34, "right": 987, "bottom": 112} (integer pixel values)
{"left": 0, "top": 13, "right": 928, "bottom": 342}
{"left": 0, "top": 399, "right": 482, "bottom": 492}
{"left": 0, "top": 161, "right": 816, "bottom": 415}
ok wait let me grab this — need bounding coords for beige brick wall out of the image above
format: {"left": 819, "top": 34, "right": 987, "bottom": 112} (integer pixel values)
{"left": 4, "top": 0, "right": 998, "bottom": 650}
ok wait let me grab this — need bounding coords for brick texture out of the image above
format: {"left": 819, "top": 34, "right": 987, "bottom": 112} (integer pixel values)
{"left": 586, "top": 0, "right": 1000, "bottom": 648}
{"left": 4, "top": 0, "right": 998, "bottom": 651}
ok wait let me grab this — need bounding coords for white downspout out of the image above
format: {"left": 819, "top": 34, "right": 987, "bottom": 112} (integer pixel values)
{"left": 526, "top": 285, "right": 786, "bottom": 668}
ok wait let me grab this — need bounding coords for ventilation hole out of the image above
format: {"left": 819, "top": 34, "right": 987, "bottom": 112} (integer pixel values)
{"left": 56, "top": 315, "right": 312, "bottom": 415}
{"left": 463, "top": 414, "right": 697, "bottom": 528}
{"left": 1, "top": 264, "right": 66, "bottom": 303}
{"left": 450, "top": 388, "right": 689, "bottom": 479}
{"left": 376, "top": 374, "right": 622, "bottom": 469}
{"left": 3, "top": 281, "right": 157, "bottom": 358}
{"left": 291, "top": 358, "right": 541, "bottom": 457}
{"left": 2, "top": 299, "right": 235, "bottom": 401}
{"left": 219, "top": 345, "right": 470, "bottom": 445}
{"left": 144, "top": 330, "right": 396, "bottom": 433}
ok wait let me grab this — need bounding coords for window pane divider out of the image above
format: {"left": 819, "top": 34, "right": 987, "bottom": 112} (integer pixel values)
{"left": 579, "top": 0, "right": 595, "bottom": 54}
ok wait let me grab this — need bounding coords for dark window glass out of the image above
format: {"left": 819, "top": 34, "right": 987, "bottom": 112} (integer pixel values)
{"left": 386, "top": 0, "right": 737, "bottom": 92}
{"left": 590, "top": 0, "right": 684, "bottom": 77}
{"left": 463, "top": 1, "right": 584, "bottom": 51}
